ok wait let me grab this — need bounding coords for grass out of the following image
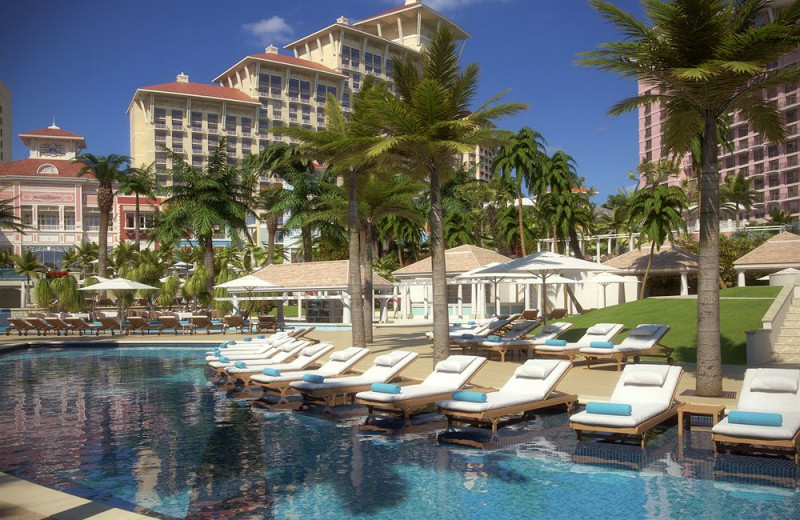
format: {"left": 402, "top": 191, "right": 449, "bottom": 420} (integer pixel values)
{"left": 556, "top": 286, "right": 780, "bottom": 365}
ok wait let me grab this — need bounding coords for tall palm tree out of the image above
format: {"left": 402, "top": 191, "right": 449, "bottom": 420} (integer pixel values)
{"left": 721, "top": 171, "right": 760, "bottom": 228}
{"left": 493, "top": 126, "right": 547, "bottom": 256}
{"left": 156, "top": 138, "right": 250, "bottom": 294}
{"left": 13, "top": 251, "right": 43, "bottom": 306}
{"left": 534, "top": 151, "right": 585, "bottom": 256}
{"left": 581, "top": 0, "right": 800, "bottom": 396}
{"left": 538, "top": 188, "right": 595, "bottom": 257}
{"left": 73, "top": 153, "right": 130, "bottom": 276}
{"left": 0, "top": 191, "right": 27, "bottom": 234}
{"left": 365, "top": 27, "right": 526, "bottom": 363}
{"left": 121, "top": 162, "right": 157, "bottom": 250}
{"left": 256, "top": 183, "right": 285, "bottom": 265}
{"left": 628, "top": 184, "right": 688, "bottom": 299}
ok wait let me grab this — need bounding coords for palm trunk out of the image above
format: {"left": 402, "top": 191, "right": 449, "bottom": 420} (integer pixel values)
{"left": 134, "top": 193, "right": 141, "bottom": 250}
{"left": 640, "top": 241, "right": 655, "bottom": 300}
{"left": 397, "top": 238, "right": 404, "bottom": 266}
{"left": 302, "top": 226, "right": 313, "bottom": 262}
{"left": 517, "top": 188, "right": 526, "bottom": 256}
{"left": 568, "top": 228, "right": 583, "bottom": 259}
{"left": 97, "top": 185, "right": 113, "bottom": 277}
{"left": 696, "top": 117, "right": 723, "bottom": 397}
{"left": 266, "top": 217, "right": 277, "bottom": 265}
{"left": 347, "top": 170, "right": 366, "bottom": 348}
{"left": 203, "top": 235, "right": 215, "bottom": 295}
{"left": 363, "top": 221, "right": 374, "bottom": 343}
{"left": 429, "top": 167, "right": 450, "bottom": 365}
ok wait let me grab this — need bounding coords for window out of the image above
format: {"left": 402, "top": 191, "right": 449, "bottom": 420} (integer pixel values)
{"left": 788, "top": 94, "right": 797, "bottom": 106}
{"left": 300, "top": 80, "right": 311, "bottom": 102}
{"left": 171, "top": 110, "right": 183, "bottom": 129}
{"left": 37, "top": 212, "right": 59, "bottom": 229}
{"left": 207, "top": 114, "right": 218, "bottom": 133}
{"left": 352, "top": 73, "right": 361, "bottom": 91}
{"left": 36, "top": 164, "right": 58, "bottom": 174}
{"left": 154, "top": 108, "right": 166, "bottom": 129}
{"left": 738, "top": 126, "right": 749, "bottom": 138}
{"left": 787, "top": 109, "right": 798, "bottom": 123}
{"left": 342, "top": 46, "right": 360, "bottom": 69}
{"left": 302, "top": 105, "right": 311, "bottom": 125}
{"left": 227, "top": 137, "right": 237, "bottom": 154}
{"left": 788, "top": 140, "right": 798, "bottom": 154}
{"left": 288, "top": 103, "right": 298, "bottom": 122}
{"left": 242, "top": 138, "right": 252, "bottom": 155}
{"left": 64, "top": 214, "right": 75, "bottom": 230}
{"left": 226, "top": 115, "right": 237, "bottom": 133}
{"left": 364, "top": 52, "right": 382, "bottom": 75}
{"left": 317, "top": 107, "right": 325, "bottom": 126}
{"left": 85, "top": 214, "right": 101, "bottom": 230}
{"left": 645, "top": 115, "right": 651, "bottom": 126}
{"left": 768, "top": 145, "right": 779, "bottom": 157}
{"left": 191, "top": 112, "right": 203, "bottom": 131}
{"left": 241, "top": 117, "right": 251, "bottom": 135}
{"left": 342, "top": 92, "right": 351, "bottom": 109}
{"left": 125, "top": 214, "right": 154, "bottom": 229}
{"left": 386, "top": 59, "right": 393, "bottom": 78}
{"left": 272, "top": 101, "right": 283, "bottom": 119}
{"left": 753, "top": 149, "right": 764, "bottom": 161}
{"left": 258, "top": 73, "right": 270, "bottom": 96}
{"left": 725, "top": 157, "right": 735, "bottom": 169}
{"left": 787, "top": 170, "right": 798, "bottom": 184}
{"left": 738, "top": 153, "right": 748, "bottom": 166}
{"left": 271, "top": 75, "right": 282, "bottom": 97}
{"left": 288, "top": 78, "right": 300, "bottom": 100}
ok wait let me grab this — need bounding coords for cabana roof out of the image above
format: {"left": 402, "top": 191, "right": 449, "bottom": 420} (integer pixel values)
{"left": 603, "top": 243, "right": 698, "bottom": 274}
{"left": 253, "top": 260, "right": 393, "bottom": 291}
{"left": 392, "top": 245, "right": 511, "bottom": 278}
{"left": 733, "top": 232, "right": 800, "bottom": 270}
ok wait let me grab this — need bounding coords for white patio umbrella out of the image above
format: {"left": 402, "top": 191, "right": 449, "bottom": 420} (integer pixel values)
{"left": 215, "top": 274, "right": 280, "bottom": 317}
{"left": 80, "top": 277, "right": 159, "bottom": 334}
{"left": 477, "top": 251, "right": 618, "bottom": 323}
{"left": 577, "top": 271, "right": 638, "bottom": 308}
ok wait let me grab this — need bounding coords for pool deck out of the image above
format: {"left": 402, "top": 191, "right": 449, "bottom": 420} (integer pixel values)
{"left": 1, "top": 324, "right": 798, "bottom": 519}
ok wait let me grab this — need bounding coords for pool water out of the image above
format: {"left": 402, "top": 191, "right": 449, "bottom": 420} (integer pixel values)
{"left": 0, "top": 346, "right": 798, "bottom": 520}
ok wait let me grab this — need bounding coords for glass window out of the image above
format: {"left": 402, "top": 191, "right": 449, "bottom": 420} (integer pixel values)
{"left": 352, "top": 73, "right": 361, "bottom": 91}
{"left": 300, "top": 81, "right": 311, "bottom": 102}
{"left": 270, "top": 75, "right": 282, "bottom": 97}
{"left": 207, "top": 114, "right": 218, "bottom": 132}
{"left": 342, "top": 92, "right": 351, "bottom": 109}
{"left": 386, "top": 59, "right": 393, "bottom": 77}
{"left": 317, "top": 84, "right": 328, "bottom": 103}
{"left": 226, "top": 116, "right": 237, "bottom": 132}
{"left": 273, "top": 101, "right": 283, "bottom": 119}
{"left": 241, "top": 117, "right": 251, "bottom": 134}
{"left": 288, "top": 78, "right": 300, "bottom": 100}
{"left": 154, "top": 108, "right": 166, "bottom": 128}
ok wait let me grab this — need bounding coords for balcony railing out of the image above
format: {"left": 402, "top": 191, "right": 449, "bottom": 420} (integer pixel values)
{"left": 154, "top": 122, "right": 167, "bottom": 129}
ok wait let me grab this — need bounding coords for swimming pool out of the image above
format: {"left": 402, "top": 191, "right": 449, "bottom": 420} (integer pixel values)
{"left": 0, "top": 346, "right": 798, "bottom": 519}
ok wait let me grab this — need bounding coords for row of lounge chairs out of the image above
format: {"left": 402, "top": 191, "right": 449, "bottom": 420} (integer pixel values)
{"left": 4, "top": 313, "right": 286, "bottom": 336}
{"left": 208, "top": 332, "right": 800, "bottom": 463}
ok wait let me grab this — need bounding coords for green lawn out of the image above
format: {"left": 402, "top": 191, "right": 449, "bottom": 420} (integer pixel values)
{"left": 557, "top": 286, "right": 780, "bottom": 364}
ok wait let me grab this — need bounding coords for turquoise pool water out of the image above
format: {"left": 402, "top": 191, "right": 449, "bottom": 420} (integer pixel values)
{"left": 0, "top": 346, "right": 798, "bottom": 519}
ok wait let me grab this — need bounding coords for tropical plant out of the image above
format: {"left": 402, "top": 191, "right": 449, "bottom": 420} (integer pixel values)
{"left": 720, "top": 172, "right": 760, "bottom": 228}
{"left": 0, "top": 191, "right": 28, "bottom": 233}
{"left": 581, "top": 0, "right": 800, "bottom": 396}
{"left": 33, "top": 278, "right": 53, "bottom": 309}
{"left": 121, "top": 162, "right": 157, "bottom": 249}
{"left": 50, "top": 275, "right": 83, "bottom": 313}
{"left": 73, "top": 153, "right": 130, "bottom": 276}
{"left": 183, "top": 264, "right": 211, "bottom": 310}
{"left": 768, "top": 208, "right": 796, "bottom": 226}
{"left": 62, "top": 241, "right": 99, "bottom": 275}
{"left": 157, "top": 276, "right": 182, "bottom": 309}
{"left": 365, "top": 27, "right": 526, "bottom": 363}
{"left": 493, "top": 126, "right": 547, "bottom": 256}
{"left": 534, "top": 151, "right": 586, "bottom": 256}
{"left": 14, "top": 251, "right": 43, "bottom": 306}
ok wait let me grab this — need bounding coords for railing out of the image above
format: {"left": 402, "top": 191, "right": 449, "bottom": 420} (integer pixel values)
{"left": 38, "top": 224, "right": 61, "bottom": 231}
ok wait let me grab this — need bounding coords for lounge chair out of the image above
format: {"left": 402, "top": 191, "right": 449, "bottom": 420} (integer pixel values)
{"left": 95, "top": 316, "right": 124, "bottom": 335}
{"left": 436, "top": 359, "right": 576, "bottom": 433}
{"left": 569, "top": 364, "right": 683, "bottom": 448}
{"left": 154, "top": 315, "right": 195, "bottom": 335}
{"left": 8, "top": 318, "right": 36, "bottom": 336}
{"left": 224, "top": 315, "right": 251, "bottom": 333}
{"left": 448, "top": 316, "right": 519, "bottom": 347}
{"left": 204, "top": 334, "right": 295, "bottom": 360}
{"left": 256, "top": 315, "right": 278, "bottom": 333}
{"left": 540, "top": 308, "right": 568, "bottom": 322}
{"left": 521, "top": 309, "right": 539, "bottom": 321}
{"left": 712, "top": 368, "right": 800, "bottom": 464}
{"left": 249, "top": 346, "right": 370, "bottom": 404}
{"left": 355, "top": 355, "right": 487, "bottom": 430}
{"left": 191, "top": 315, "right": 225, "bottom": 334}
{"left": 290, "top": 350, "right": 420, "bottom": 412}
{"left": 579, "top": 324, "right": 673, "bottom": 371}
{"left": 533, "top": 323, "right": 624, "bottom": 364}
{"left": 125, "top": 316, "right": 157, "bottom": 335}
{"left": 64, "top": 317, "right": 103, "bottom": 336}
{"left": 424, "top": 317, "right": 499, "bottom": 341}
{"left": 208, "top": 339, "right": 312, "bottom": 373}
{"left": 225, "top": 342, "right": 336, "bottom": 386}
{"left": 27, "top": 317, "right": 55, "bottom": 336}
{"left": 472, "top": 322, "right": 574, "bottom": 364}
{"left": 43, "top": 316, "right": 76, "bottom": 336}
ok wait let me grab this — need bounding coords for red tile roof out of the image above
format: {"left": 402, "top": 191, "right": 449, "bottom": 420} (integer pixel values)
{"left": 18, "top": 127, "right": 84, "bottom": 139}
{"left": 137, "top": 82, "right": 259, "bottom": 104}
{"left": 249, "top": 53, "right": 343, "bottom": 75}
{"left": 0, "top": 159, "right": 86, "bottom": 178}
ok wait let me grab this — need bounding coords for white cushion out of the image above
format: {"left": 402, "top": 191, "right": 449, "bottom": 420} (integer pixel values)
{"left": 587, "top": 323, "right": 616, "bottom": 335}
{"left": 622, "top": 364, "right": 670, "bottom": 386}
{"left": 435, "top": 356, "right": 474, "bottom": 373}
{"left": 750, "top": 373, "right": 799, "bottom": 393}
{"left": 300, "top": 343, "right": 328, "bottom": 357}
{"left": 330, "top": 347, "right": 363, "bottom": 362}
{"left": 515, "top": 361, "right": 557, "bottom": 380}
{"left": 542, "top": 324, "right": 560, "bottom": 334}
{"left": 374, "top": 351, "right": 410, "bottom": 367}
{"left": 629, "top": 325, "right": 661, "bottom": 337}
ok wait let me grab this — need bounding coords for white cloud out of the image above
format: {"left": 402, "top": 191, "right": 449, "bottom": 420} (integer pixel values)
{"left": 242, "top": 16, "right": 294, "bottom": 45}
{"left": 394, "top": 0, "right": 512, "bottom": 13}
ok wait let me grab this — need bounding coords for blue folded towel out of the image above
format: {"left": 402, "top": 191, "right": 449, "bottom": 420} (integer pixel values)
{"left": 467, "top": 321, "right": 476, "bottom": 325}
{"left": 227, "top": 341, "right": 235, "bottom": 345}
{"left": 213, "top": 349, "right": 220, "bottom": 356}
{"left": 371, "top": 383, "right": 401, "bottom": 394}
{"left": 545, "top": 339, "right": 567, "bottom": 346}
{"left": 585, "top": 402, "right": 632, "bottom": 416}
{"left": 453, "top": 322, "right": 462, "bottom": 327}
{"left": 461, "top": 333, "right": 474, "bottom": 339}
{"left": 262, "top": 367, "right": 281, "bottom": 376}
{"left": 589, "top": 341, "right": 615, "bottom": 349}
{"left": 303, "top": 374, "right": 325, "bottom": 384}
{"left": 219, "top": 356, "right": 230, "bottom": 363}
{"left": 212, "top": 320, "right": 223, "bottom": 325}
{"left": 487, "top": 335, "right": 502, "bottom": 343}
{"left": 122, "top": 321, "right": 132, "bottom": 326}
{"left": 91, "top": 322, "right": 103, "bottom": 326}
{"left": 234, "top": 361, "right": 247, "bottom": 369}
{"left": 179, "top": 320, "right": 190, "bottom": 325}
{"left": 243, "top": 337, "right": 252, "bottom": 342}
{"left": 257, "top": 334, "right": 266, "bottom": 339}
{"left": 150, "top": 321, "right": 163, "bottom": 326}
{"left": 452, "top": 391, "right": 487, "bottom": 403}
{"left": 728, "top": 411, "right": 782, "bottom": 427}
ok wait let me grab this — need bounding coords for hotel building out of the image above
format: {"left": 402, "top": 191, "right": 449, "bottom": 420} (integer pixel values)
{"left": 639, "top": 2, "right": 800, "bottom": 227}
{"left": 128, "top": 0, "right": 492, "bottom": 255}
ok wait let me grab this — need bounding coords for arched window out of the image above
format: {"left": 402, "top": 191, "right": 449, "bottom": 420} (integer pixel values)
{"left": 37, "top": 164, "right": 59, "bottom": 175}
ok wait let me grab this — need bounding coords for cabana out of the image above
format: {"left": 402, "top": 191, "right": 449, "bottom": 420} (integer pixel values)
{"left": 733, "top": 232, "right": 800, "bottom": 287}
{"left": 602, "top": 243, "right": 698, "bottom": 298}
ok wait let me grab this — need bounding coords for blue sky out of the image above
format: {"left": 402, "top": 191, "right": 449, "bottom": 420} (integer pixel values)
{"left": 0, "top": 0, "right": 645, "bottom": 201}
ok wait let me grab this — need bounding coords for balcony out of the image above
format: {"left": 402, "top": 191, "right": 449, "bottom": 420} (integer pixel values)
{"left": 190, "top": 125, "right": 203, "bottom": 132}
{"left": 207, "top": 126, "right": 219, "bottom": 135}
{"left": 172, "top": 124, "right": 184, "bottom": 131}
{"left": 154, "top": 122, "right": 167, "bottom": 129}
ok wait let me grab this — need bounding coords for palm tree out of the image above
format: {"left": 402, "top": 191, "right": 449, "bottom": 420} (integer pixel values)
{"left": 721, "top": 171, "right": 760, "bottom": 228}
{"left": 255, "top": 182, "right": 285, "bottom": 265}
{"left": 493, "top": 126, "right": 547, "bottom": 256}
{"left": 628, "top": 184, "right": 688, "bottom": 299}
{"left": 73, "top": 153, "right": 130, "bottom": 276}
{"left": 13, "top": 251, "right": 43, "bottom": 306}
{"left": 581, "top": 0, "right": 800, "bottom": 396}
{"left": 538, "top": 188, "right": 595, "bottom": 257}
{"left": 121, "top": 162, "right": 157, "bottom": 250}
{"left": 534, "top": 151, "right": 585, "bottom": 256}
{"left": 365, "top": 27, "right": 526, "bottom": 363}
{"left": 0, "top": 191, "right": 27, "bottom": 234}
{"left": 156, "top": 138, "right": 250, "bottom": 294}
{"left": 769, "top": 209, "right": 796, "bottom": 226}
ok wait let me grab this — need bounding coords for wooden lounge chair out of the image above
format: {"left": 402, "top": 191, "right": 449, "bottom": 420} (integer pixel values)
{"left": 44, "top": 317, "right": 75, "bottom": 336}
{"left": 569, "top": 364, "right": 684, "bottom": 448}
{"left": 191, "top": 315, "right": 225, "bottom": 334}
{"left": 290, "top": 351, "right": 420, "bottom": 413}
{"left": 580, "top": 324, "right": 673, "bottom": 371}
{"left": 27, "top": 317, "right": 55, "bottom": 336}
{"left": 249, "top": 347, "right": 370, "bottom": 404}
{"left": 97, "top": 316, "right": 123, "bottom": 335}
{"left": 224, "top": 315, "right": 251, "bottom": 333}
{"left": 712, "top": 368, "right": 800, "bottom": 464}
{"left": 355, "top": 355, "right": 488, "bottom": 430}
{"left": 208, "top": 339, "right": 312, "bottom": 374}
{"left": 8, "top": 318, "right": 36, "bottom": 336}
{"left": 448, "top": 316, "right": 519, "bottom": 348}
{"left": 436, "top": 359, "right": 577, "bottom": 436}
{"left": 225, "top": 342, "right": 335, "bottom": 387}
{"left": 466, "top": 320, "right": 542, "bottom": 361}
{"left": 473, "top": 322, "right": 574, "bottom": 363}
{"left": 533, "top": 323, "right": 624, "bottom": 364}
{"left": 541, "top": 308, "right": 568, "bottom": 321}
{"left": 64, "top": 317, "right": 103, "bottom": 336}
{"left": 154, "top": 315, "right": 195, "bottom": 335}
{"left": 256, "top": 315, "right": 277, "bottom": 333}
{"left": 126, "top": 316, "right": 155, "bottom": 335}
{"left": 521, "top": 309, "right": 539, "bottom": 321}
